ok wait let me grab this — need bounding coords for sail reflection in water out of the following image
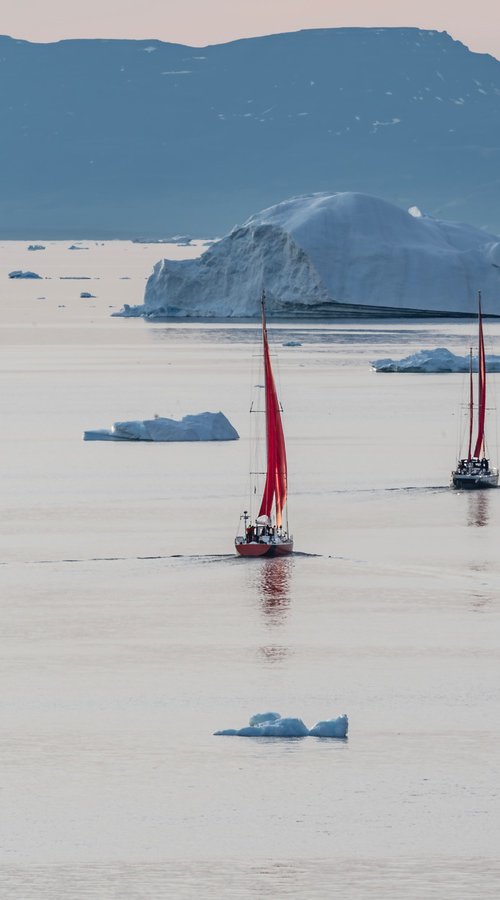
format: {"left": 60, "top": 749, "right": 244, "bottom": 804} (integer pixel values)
{"left": 259, "top": 557, "right": 293, "bottom": 624}
{"left": 257, "top": 644, "right": 291, "bottom": 664}
{"left": 466, "top": 491, "right": 490, "bottom": 527}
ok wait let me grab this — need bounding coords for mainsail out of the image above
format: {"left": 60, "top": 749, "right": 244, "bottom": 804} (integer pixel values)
{"left": 451, "top": 290, "right": 498, "bottom": 490}
{"left": 473, "top": 292, "right": 486, "bottom": 459}
{"left": 258, "top": 299, "right": 288, "bottom": 528}
{"left": 467, "top": 347, "right": 474, "bottom": 462}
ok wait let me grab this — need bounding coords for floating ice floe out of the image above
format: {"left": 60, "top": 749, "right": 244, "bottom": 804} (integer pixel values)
{"left": 112, "top": 303, "right": 143, "bottom": 317}
{"left": 80, "top": 292, "right": 96, "bottom": 298}
{"left": 27, "top": 244, "right": 45, "bottom": 251}
{"left": 8, "top": 270, "right": 42, "bottom": 279}
{"left": 283, "top": 340, "right": 302, "bottom": 347}
{"left": 214, "top": 711, "right": 348, "bottom": 738}
{"left": 308, "top": 717, "right": 349, "bottom": 737}
{"left": 84, "top": 411, "right": 239, "bottom": 442}
{"left": 372, "top": 347, "right": 500, "bottom": 373}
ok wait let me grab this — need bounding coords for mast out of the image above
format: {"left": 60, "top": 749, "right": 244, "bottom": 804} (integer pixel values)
{"left": 473, "top": 291, "right": 486, "bottom": 459}
{"left": 258, "top": 294, "right": 288, "bottom": 528}
{"left": 467, "top": 347, "right": 474, "bottom": 461}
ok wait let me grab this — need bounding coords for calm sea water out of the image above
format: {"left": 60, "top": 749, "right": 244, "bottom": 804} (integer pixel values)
{"left": 1, "top": 242, "right": 499, "bottom": 898}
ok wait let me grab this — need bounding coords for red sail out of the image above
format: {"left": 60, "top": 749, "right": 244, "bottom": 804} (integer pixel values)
{"left": 467, "top": 348, "right": 474, "bottom": 462}
{"left": 258, "top": 301, "right": 288, "bottom": 528}
{"left": 473, "top": 293, "right": 486, "bottom": 458}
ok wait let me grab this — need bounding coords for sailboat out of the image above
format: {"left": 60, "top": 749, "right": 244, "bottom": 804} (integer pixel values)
{"left": 235, "top": 295, "right": 294, "bottom": 556}
{"left": 451, "top": 292, "right": 498, "bottom": 489}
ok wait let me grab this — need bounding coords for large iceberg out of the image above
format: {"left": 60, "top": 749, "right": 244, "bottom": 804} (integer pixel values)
{"left": 118, "top": 193, "right": 500, "bottom": 319}
{"left": 84, "top": 411, "right": 239, "bottom": 442}
{"left": 215, "top": 711, "right": 349, "bottom": 738}
{"left": 372, "top": 348, "right": 500, "bottom": 373}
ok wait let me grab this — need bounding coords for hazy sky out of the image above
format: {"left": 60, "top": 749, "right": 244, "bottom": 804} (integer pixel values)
{"left": 3, "top": 0, "right": 500, "bottom": 58}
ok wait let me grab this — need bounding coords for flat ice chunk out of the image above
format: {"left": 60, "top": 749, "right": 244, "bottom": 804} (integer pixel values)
{"left": 215, "top": 712, "right": 348, "bottom": 738}
{"left": 8, "top": 270, "right": 42, "bottom": 279}
{"left": 84, "top": 412, "right": 239, "bottom": 442}
{"left": 111, "top": 303, "right": 145, "bottom": 317}
{"left": 83, "top": 429, "right": 123, "bottom": 441}
{"left": 262, "top": 717, "right": 309, "bottom": 737}
{"left": 215, "top": 717, "right": 309, "bottom": 738}
{"left": 372, "top": 347, "right": 500, "bottom": 373}
{"left": 308, "top": 715, "right": 349, "bottom": 738}
{"left": 113, "top": 420, "right": 150, "bottom": 440}
{"left": 143, "top": 412, "right": 238, "bottom": 441}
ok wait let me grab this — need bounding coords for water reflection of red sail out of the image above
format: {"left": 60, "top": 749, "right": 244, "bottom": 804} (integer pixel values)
{"left": 235, "top": 295, "right": 294, "bottom": 556}
{"left": 452, "top": 292, "right": 498, "bottom": 489}
{"left": 466, "top": 492, "right": 490, "bottom": 528}
{"left": 260, "top": 557, "right": 291, "bottom": 620}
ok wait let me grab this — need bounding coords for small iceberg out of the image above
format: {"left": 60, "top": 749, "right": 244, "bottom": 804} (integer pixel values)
{"left": 8, "top": 270, "right": 42, "bottom": 279}
{"left": 27, "top": 244, "right": 45, "bottom": 251}
{"left": 214, "top": 711, "right": 348, "bottom": 738}
{"left": 112, "top": 303, "right": 145, "bottom": 318}
{"left": 308, "top": 717, "right": 349, "bottom": 738}
{"left": 80, "top": 291, "right": 96, "bottom": 298}
{"left": 283, "top": 340, "right": 302, "bottom": 347}
{"left": 84, "top": 411, "right": 239, "bottom": 442}
{"left": 68, "top": 244, "right": 88, "bottom": 250}
{"left": 372, "top": 347, "right": 500, "bottom": 373}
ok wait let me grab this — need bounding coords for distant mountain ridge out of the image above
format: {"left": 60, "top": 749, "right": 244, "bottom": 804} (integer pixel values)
{"left": 1, "top": 28, "right": 500, "bottom": 237}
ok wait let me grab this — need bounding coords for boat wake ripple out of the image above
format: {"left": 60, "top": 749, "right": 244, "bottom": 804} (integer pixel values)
{"left": 305, "top": 485, "right": 449, "bottom": 497}
{"left": 5, "top": 551, "right": 323, "bottom": 567}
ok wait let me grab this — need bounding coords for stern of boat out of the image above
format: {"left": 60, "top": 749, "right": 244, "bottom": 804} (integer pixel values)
{"left": 235, "top": 535, "right": 294, "bottom": 557}
{"left": 452, "top": 469, "right": 499, "bottom": 490}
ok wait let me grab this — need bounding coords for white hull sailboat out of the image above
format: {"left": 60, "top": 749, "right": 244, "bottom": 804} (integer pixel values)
{"left": 452, "top": 292, "right": 498, "bottom": 490}
{"left": 235, "top": 295, "right": 293, "bottom": 557}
